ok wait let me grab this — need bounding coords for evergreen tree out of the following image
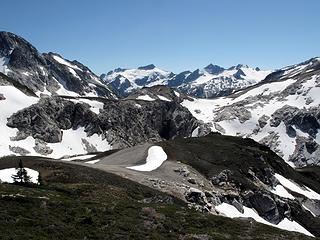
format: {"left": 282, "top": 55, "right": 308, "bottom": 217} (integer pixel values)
{"left": 11, "top": 160, "right": 31, "bottom": 184}
{"left": 37, "top": 172, "right": 43, "bottom": 185}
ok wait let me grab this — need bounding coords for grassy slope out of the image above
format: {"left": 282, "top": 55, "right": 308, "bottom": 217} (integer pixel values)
{"left": 0, "top": 157, "right": 315, "bottom": 240}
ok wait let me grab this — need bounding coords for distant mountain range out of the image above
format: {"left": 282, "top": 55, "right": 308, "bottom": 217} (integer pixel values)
{"left": 101, "top": 62, "right": 271, "bottom": 98}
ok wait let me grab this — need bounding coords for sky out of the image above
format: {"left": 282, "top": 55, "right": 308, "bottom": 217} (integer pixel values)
{"left": 0, "top": 0, "right": 319, "bottom": 74}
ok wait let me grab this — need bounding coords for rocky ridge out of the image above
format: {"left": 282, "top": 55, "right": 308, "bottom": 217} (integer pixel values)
{"left": 0, "top": 31, "right": 116, "bottom": 98}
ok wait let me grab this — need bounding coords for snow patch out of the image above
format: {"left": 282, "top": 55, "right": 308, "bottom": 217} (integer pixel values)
{"left": 47, "top": 128, "right": 110, "bottom": 159}
{"left": 0, "top": 56, "right": 9, "bottom": 74}
{"left": 157, "top": 95, "right": 171, "bottom": 101}
{"left": 85, "top": 159, "right": 100, "bottom": 164}
{"left": 70, "top": 98, "right": 104, "bottom": 114}
{"left": 0, "top": 86, "right": 39, "bottom": 157}
{"left": 274, "top": 173, "right": 320, "bottom": 200}
{"left": 271, "top": 185, "right": 295, "bottom": 199}
{"left": 52, "top": 55, "right": 82, "bottom": 71}
{"left": 136, "top": 95, "right": 155, "bottom": 101}
{"left": 61, "top": 154, "right": 97, "bottom": 161}
{"left": 0, "top": 168, "right": 39, "bottom": 184}
{"left": 127, "top": 146, "right": 167, "bottom": 171}
{"left": 215, "top": 203, "right": 314, "bottom": 237}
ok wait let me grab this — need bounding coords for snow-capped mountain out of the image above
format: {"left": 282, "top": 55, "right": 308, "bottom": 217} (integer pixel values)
{"left": 182, "top": 57, "right": 320, "bottom": 167}
{"left": 0, "top": 31, "right": 116, "bottom": 98}
{"left": 100, "top": 64, "right": 174, "bottom": 97}
{"left": 176, "top": 64, "right": 271, "bottom": 98}
{"left": 101, "top": 63, "right": 271, "bottom": 98}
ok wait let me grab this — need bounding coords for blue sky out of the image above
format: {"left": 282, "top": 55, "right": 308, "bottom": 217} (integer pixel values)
{"left": 1, "top": 0, "right": 319, "bottom": 74}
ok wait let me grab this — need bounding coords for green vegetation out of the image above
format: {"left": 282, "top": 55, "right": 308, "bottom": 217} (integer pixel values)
{"left": 0, "top": 157, "right": 315, "bottom": 239}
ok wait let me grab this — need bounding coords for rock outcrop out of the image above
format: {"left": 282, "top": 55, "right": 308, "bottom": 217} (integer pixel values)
{"left": 7, "top": 95, "right": 199, "bottom": 149}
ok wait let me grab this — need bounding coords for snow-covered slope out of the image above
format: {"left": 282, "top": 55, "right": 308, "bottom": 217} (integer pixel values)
{"left": 176, "top": 64, "right": 271, "bottom": 98}
{"left": 102, "top": 63, "right": 271, "bottom": 98}
{"left": 101, "top": 64, "right": 174, "bottom": 97}
{"left": 0, "top": 85, "right": 111, "bottom": 158}
{"left": 182, "top": 57, "right": 320, "bottom": 167}
{"left": 0, "top": 31, "right": 116, "bottom": 99}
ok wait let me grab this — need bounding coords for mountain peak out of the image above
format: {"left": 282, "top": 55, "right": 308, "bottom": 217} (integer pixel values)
{"left": 138, "top": 64, "right": 156, "bottom": 70}
{"left": 0, "top": 31, "right": 38, "bottom": 57}
{"left": 228, "top": 64, "right": 250, "bottom": 70}
{"left": 204, "top": 64, "right": 225, "bottom": 75}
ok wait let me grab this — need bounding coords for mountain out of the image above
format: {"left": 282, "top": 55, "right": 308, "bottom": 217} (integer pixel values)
{"left": 0, "top": 31, "right": 116, "bottom": 98}
{"left": 1, "top": 31, "right": 320, "bottom": 239}
{"left": 0, "top": 73, "right": 199, "bottom": 158}
{"left": 0, "top": 32, "right": 201, "bottom": 159}
{"left": 176, "top": 64, "right": 271, "bottom": 98}
{"left": 101, "top": 64, "right": 174, "bottom": 97}
{"left": 101, "top": 63, "right": 271, "bottom": 98}
{"left": 1, "top": 133, "right": 319, "bottom": 238}
{"left": 182, "top": 57, "right": 320, "bottom": 167}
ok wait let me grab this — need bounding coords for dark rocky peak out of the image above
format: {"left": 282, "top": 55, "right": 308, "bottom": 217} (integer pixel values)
{"left": 105, "top": 67, "right": 128, "bottom": 76}
{"left": 233, "top": 69, "right": 246, "bottom": 79}
{"left": 167, "top": 71, "right": 192, "bottom": 87}
{"left": 138, "top": 64, "right": 156, "bottom": 70}
{"left": 100, "top": 73, "right": 107, "bottom": 79}
{"left": 0, "top": 31, "right": 47, "bottom": 69}
{"left": 255, "top": 67, "right": 261, "bottom": 71}
{"left": 204, "top": 64, "right": 225, "bottom": 75}
{"left": 185, "top": 69, "right": 201, "bottom": 83}
{"left": 0, "top": 31, "right": 38, "bottom": 57}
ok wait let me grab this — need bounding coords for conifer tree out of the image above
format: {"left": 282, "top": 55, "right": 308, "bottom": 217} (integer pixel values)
{"left": 11, "top": 160, "right": 31, "bottom": 184}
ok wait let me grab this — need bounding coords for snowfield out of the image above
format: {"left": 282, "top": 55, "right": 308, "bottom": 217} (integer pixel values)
{"left": 0, "top": 86, "right": 39, "bottom": 156}
{"left": 274, "top": 173, "right": 320, "bottom": 200}
{"left": 271, "top": 185, "right": 295, "bottom": 199}
{"left": 0, "top": 86, "right": 111, "bottom": 158}
{"left": 215, "top": 202, "right": 314, "bottom": 237}
{"left": 0, "top": 167, "right": 39, "bottom": 184}
{"left": 52, "top": 55, "right": 82, "bottom": 71}
{"left": 136, "top": 95, "right": 155, "bottom": 101}
{"left": 127, "top": 146, "right": 167, "bottom": 171}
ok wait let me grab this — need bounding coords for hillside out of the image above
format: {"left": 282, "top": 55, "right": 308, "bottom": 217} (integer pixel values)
{"left": 0, "top": 156, "right": 316, "bottom": 240}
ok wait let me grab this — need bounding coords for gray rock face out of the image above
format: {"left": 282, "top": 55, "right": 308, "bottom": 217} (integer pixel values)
{"left": 99, "top": 99, "right": 198, "bottom": 147}
{"left": 8, "top": 146, "right": 30, "bottom": 155}
{"left": 33, "top": 139, "right": 53, "bottom": 155}
{"left": 290, "top": 136, "right": 320, "bottom": 167}
{"left": 211, "top": 170, "right": 232, "bottom": 186}
{"left": 0, "top": 93, "right": 5, "bottom": 100}
{"left": 258, "top": 115, "right": 270, "bottom": 128}
{"left": 214, "top": 106, "right": 252, "bottom": 123}
{"left": 248, "top": 191, "right": 281, "bottom": 223}
{"left": 185, "top": 188, "right": 208, "bottom": 207}
{"left": 6, "top": 95, "right": 199, "bottom": 148}
{"left": 7, "top": 96, "right": 95, "bottom": 143}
